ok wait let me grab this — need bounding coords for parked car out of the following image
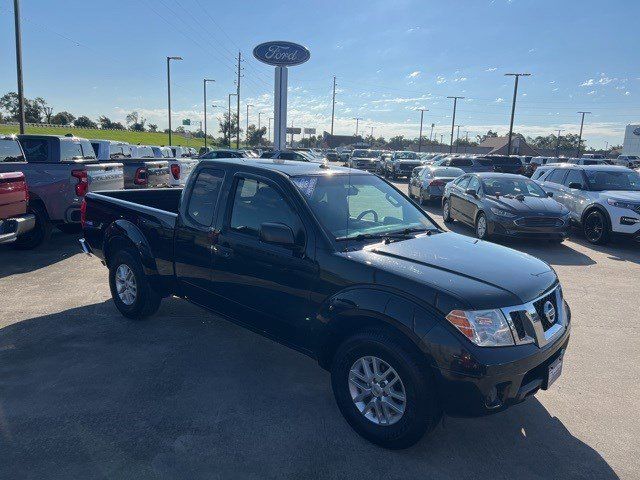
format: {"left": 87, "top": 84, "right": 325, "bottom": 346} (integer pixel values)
{"left": 90, "top": 140, "right": 132, "bottom": 160}
{"left": 150, "top": 146, "right": 173, "bottom": 159}
{"left": 130, "top": 145, "right": 155, "bottom": 159}
{"left": 383, "top": 151, "right": 422, "bottom": 178}
{"left": 523, "top": 156, "right": 558, "bottom": 177}
{"left": 0, "top": 172, "right": 35, "bottom": 247}
{"left": 443, "top": 172, "right": 570, "bottom": 242}
{"left": 261, "top": 150, "right": 322, "bottom": 162}
{"left": 81, "top": 158, "right": 571, "bottom": 449}
{"left": 199, "top": 149, "right": 245, "bottom": 159}
{"left": 325, "top": 150, "right": 340, "bottom": 162}
{"left": 170, "top": 146, "right": 192, "bottom": 158}
{"left": 408, "top": 166, "right": 465, "bottom": 204}
{"left": 535, "top": 165, "right": 640, "bottom": 244}
{"left": 0, "top": 134, "right": 123, "bottom": 243}
{"left": 566, "top": 158, "right": 612, "bottom": 166}
{"left": 149, "top": 145, "right": 198, "bottom": 187}
{"left": 613, "top": 155, "right": 640, "bottom": 169}
{"left": 348, "top": 149, "right": 382, "bottom": 172}
{"left": 433, "top": 156, "right": 494, "bottom": 173}
{"left": 480, "top": 155, "right": 525, "bottom": 174}
{"left": 93, "top": 144, "right": 169, "bottom": 190}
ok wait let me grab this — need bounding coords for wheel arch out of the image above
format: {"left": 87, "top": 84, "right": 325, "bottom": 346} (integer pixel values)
{"left": 103, "top": 219, "right": 159, "bottom": 277}
{"left": 580, "top": 203, "right": 612, "bottom": 227}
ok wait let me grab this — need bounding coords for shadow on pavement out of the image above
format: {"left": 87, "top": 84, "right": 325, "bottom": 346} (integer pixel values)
{"left": 0, "top": 299, "right": 618, "bottom": 479}
{"left": 0, "top": 231, "right": 82, "bottom": 279}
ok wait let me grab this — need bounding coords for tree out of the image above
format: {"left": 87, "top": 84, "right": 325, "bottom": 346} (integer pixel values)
{"left": 388, "top": 135, "right": 406, "bottom": 150}
{"left": 476, "top": 129, "right": 498, "bottom": 144}
{"left": 246, "top": 124, "right": 267, "bottom": 146}
{"left": 125, "top": 110, "right": 146, "bottom": 131}
{"left": 0, "top": 92, "right": 49, "bottom": 123}
{"left": 148, "top": 124, "right": 158, "bottom": 132}
{"left": 98, "top": 115, "right": 125, "bottom": 130}
{"left": 73, "top": 116, "right": 98, "bottom": 128}
{"left": 50, "top": 111, "right": 75, "bottom": 125}
{"left": 218, "top": 113, "right": 240, "bottom": 147}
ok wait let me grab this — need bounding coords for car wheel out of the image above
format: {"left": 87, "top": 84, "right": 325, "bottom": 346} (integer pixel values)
{"left": 583, "top": 210, "right": 610, "bottom": 245}
{"left": 331, "top": 329, "right": 441, "bottom": 449}
{"left": 442, "top": 199, "right": 453, "bottom": 223}
{"left": 475, "top": 212, "right": 490, "bottom": 240}
{"left": 108, "top": 248, "right": 161, "bottom": 319}
{"left": 12, "top": 202, "right": 52, "bottom": 250}
{"left": 419, "top": 189, "right": 426, "bottom": 205}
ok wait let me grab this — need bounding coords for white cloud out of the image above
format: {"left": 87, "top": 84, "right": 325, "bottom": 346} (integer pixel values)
{"left": 371, "top": 95, "right": 432, "bottom": 105}
{"left": 407, "top": 71, "right": 421, "bottom": 78}
{"left": 598, "top": 76, "right": 614, "bottom": 85}
{"left": 624, "top": 91, "right": 631, "bottom": 96}
{"left": 406, "top": 26, "right": 420, "bottom": 33}
{"left": 580, "top": 79, "right": 595, "bottom": 87}
{"left": 495, "top": 97, "right": 504, "bottom": 103}
{"left": 436, "top": 76, "right": 446, "bottom": 84}
{"left": 485, "top": 67, "right": 498, "bottom": 72}
{"left": 587, "top": 90, "right": 596, "bottom": 95}
{"left": 454, "top": 77, "right": 467, "bottom": 82}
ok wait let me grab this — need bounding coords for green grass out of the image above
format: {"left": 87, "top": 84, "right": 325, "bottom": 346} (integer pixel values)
{"left": 0, "top": 124, "right": 217, "bottom": 148}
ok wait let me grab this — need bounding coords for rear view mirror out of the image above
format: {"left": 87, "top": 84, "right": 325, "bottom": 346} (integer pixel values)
{"left": 259, "top": 222, "right": 295, "bottom": 246}
{"left": 568, "top": 182, "right": 582, "bottom": 190}
{"left": 465, "top": 188, "right": 477, "bottom": 196}
{"left": 547, "top": 191, "right": 554, "bottom": 197}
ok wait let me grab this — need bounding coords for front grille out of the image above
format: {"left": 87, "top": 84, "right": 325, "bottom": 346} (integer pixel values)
{"left": 533, "top": 292, "right": 558, "bottom": 331}
{"left": 514, "top": 217, "right": 564, "bottom": 228}
{"left": 509, "top": 311, "right": 528, "bottom": 340}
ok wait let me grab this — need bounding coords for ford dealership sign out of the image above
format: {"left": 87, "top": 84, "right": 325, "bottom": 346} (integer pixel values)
{"left": 253, "top": 41, "right": 310, "bottom": 67}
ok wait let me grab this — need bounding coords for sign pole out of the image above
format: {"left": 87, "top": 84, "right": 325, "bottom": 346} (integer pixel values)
{"left": 274, "top": 66, "right": 288, "bottom": 150}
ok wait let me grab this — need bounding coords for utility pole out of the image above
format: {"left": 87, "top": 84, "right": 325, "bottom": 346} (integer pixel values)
{"left": 455, "top": 125, "right": 462, "bottom": 152}
{"left": 236, "top": 51, "right": 242, "bottom": 149}
{"left": 228, "top": 93, "right": 237, "bottom": 147}
{"left": 464, "top": 131, "right": 469, "bottom": 153}
{"left": 331, "top": 76, "right": 337, "bottom": 135}
{"left": 353, "top": 117, "right": 362, "bottom": 137}
{"left": 268, "top": 117, "right": 273, "bottom": 144}
{"left": 258, "top": 112, "right": 263, "bottom": 131}
{"left": 576, "top": 111, "right": 591, "bottom": 157}
{"left": 203, "top": 78, "right": 215, "bottom": 149}
{"left": 166, "top": 56, "right": 183, "bottom": 146}
{"left": 429, "top": 123, "right": 435, "bottom": 142}
{"left": 418, "top": 109, "right": 428, "bottom": 152}
{"left": 505, "top": 73, "right": 531, "bottom": 156}
{"left": 246, "top": 104, "right": 253, "bottom": 143}
{"left": 370, "top": 126, "right": 374, "bottom": 137}
{"left": 13, "top": 0, "right": 25, "bottom": 134}
{"left": 447, "top": 96, "right": 464, "bottom": 153}
{"left": 555, "top": 129, "right": 564, "bottom": 157}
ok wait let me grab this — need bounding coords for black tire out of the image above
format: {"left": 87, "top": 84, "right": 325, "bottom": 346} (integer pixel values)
{"left": 583, "top": 210, "right": 611, "bottom": 245}
{"left": 331, "top": 329, "right": 441, "bottom": 449}
{"left": 57, "top": 223, "right": 82, "bottom": 234}
{"left": 12, "top": 202, "right": 52, "bottom": 250}
{"left": 475, "top": 212, "right": 490, "bottom": 240}
{"left": 418, "top": 189, "right": 426, "bottom": 206}
{"left": 108, "top": 248, "right": 161, "bottom": 319}
{"left": 442, "top": 199, "right": 453, "bottom": 223}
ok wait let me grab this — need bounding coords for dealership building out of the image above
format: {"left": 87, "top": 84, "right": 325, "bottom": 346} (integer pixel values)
{"left": 622, "top": 124, "right": 640, "bottom": 155}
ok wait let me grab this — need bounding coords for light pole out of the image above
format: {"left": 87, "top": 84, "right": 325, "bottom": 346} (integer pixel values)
{"left": 203, "top": 78, "right": 215, "bottom": 149}
{"left": 268, "top": 117, "right": 273, "bottom": 144}
{"left": 555, "top": 129, "right": 564, "bottom": 157}
{"left": 245, "top": 104, "right": 253, "bottom": 143}
{"left": 447, "top": 96, "right": 464, "bottom": 153}
{"left": 455, "top": 125, "right": 462, "bottom": 152}
{"left": 258, "top": 112, "right": 263, "bottom": 131}
{"left": 13, "top": 0, "right": 25, "bottom": 134}
{"left": 418, "top": 109, "right": 428, "bottom": 152}
{"left": 429, "top": 123, "right": 435, "bottom": 142}
{"left": 353, "top": 117, "right": 362, "bottom": 137}
{"left": 505, "top": 73, "right": 531, "bottom": 156}
{"left": 576, "top": 111, "right": 591, "bottom": 157}
{"left": 166, "top": 56, "right": 183, "bottom": 146}
{"left": 227, "top": 93, "right": 237, "bottom": 147}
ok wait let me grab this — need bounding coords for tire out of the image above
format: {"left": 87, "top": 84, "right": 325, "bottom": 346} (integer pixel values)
{"left": 108, "top": 248, "right": 161, "bottom": 319}
{"left": 475, "top": 212, "right": 490, "bottom": 240}
{"left": 418, "top": 189, "right": 426, "bottom": 206}
{"left": 583, "top": 210, "right": 611, "bottom": 245}
{"left": 442, "top": 199, "right": 453, "bottom": 223}
{"left": 57, "top": 223, "right": 82, "bottom": 234}
{"left": 12, "top": 202, "right": 52, "bottom": 250}
{"left": 331, "top": 329, "right": 442, "bottom": 449}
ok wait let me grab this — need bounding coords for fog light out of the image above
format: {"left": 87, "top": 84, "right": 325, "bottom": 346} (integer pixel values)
{"left": 620, "top": 216, "right": 639, "bottom": 225}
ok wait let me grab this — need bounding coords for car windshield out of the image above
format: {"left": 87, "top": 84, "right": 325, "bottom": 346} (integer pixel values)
{"left": 396, "top": 151, "right": 417, "bottom": 159}
{"left": 585, "top": 170, "right": 640, "bottom": 191}
{"left": 291, "top": 174, "right": 437, "bottom": 241}
{"left": 482, "top": 177, "right": 547, "bottom": 198}
{"left": 352, "top": 150, "right": 376, "bottom": 158}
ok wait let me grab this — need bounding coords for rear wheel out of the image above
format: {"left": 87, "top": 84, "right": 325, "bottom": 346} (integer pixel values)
{"left": 331, "top": 330, "right": 441, "bottom": 449}
{"left": 108, "top": 248, "right": 161, "bottom": 319}
{"left": 583, "top": 210, "right": 610, "bottom": 245}
{"left": 442, "top": 199, "right": 453, "bottom": 223}
{"left": 12, "top": 202, "right": 52, "bottom": 250}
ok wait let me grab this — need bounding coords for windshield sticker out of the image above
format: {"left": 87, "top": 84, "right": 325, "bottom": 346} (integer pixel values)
{"left": 292, "top": 177, "right": 318, "bottom": 198}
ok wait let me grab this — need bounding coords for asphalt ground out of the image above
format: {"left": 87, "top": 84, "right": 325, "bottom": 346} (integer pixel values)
{"left": 0, "top": 181, "right": 638, "bottom": 479}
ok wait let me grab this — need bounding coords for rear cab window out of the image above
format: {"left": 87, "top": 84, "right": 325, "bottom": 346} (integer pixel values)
{"left": 0, "top": 138, "right": 25, "bottom": 162}
{"left": 20, "top": 138, "right": 50, "bottom": 162}
{"left": 186, "top": 169, "right": 225, "bottom": 227}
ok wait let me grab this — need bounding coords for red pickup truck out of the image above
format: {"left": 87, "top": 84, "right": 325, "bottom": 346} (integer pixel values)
{"left": 0, "top": 172, "right": 36, "bottom": 248}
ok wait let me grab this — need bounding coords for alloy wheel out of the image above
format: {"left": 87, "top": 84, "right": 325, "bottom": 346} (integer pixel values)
{"left": 584, "top": 212, "right": 604, "bottom": 243}
{"left": 115, "top": 264, "right": 137, "bottom": 306}
{"left": 476, "top": 215, "right": 487, "bottom": 238}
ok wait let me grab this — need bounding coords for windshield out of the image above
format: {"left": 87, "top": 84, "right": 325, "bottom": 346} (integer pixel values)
{"left": 352, "top": 150, "right": 377, "bottom": 158}
{"left": 482, "top": 177, "right": 547, "bottom": 198}
{"left": 585, "top": 170, "right": 640, "bottom": 191}
{"left": 291, "top": 174, "right": 437, "bottom": 241}
{"left": 395, "top": 151, "right": 417, "bottom": 159}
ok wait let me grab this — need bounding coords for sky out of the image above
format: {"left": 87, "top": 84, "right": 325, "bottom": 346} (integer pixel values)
{"left": 1, "top": 0, "right": 639, "bottom": 148}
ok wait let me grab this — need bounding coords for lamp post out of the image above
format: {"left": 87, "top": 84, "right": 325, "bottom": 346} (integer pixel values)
{"left": 555, "top": 129, "right": 564, "bottom": 157}
{"left": 353, "top": 117, "right": 362, "bottom": 136}
{"left": 227, "top": 93, "right": 237, "bottom": 147}
{"left": 576, "top": 111, "right": 591, "bottom": 157}
{"left": 418, "top": 109, "right": 428, "bottom": 152}
{"left": 166, "top": 56, "right": 183, "bottom": 146}
{"left": 203, "top": 78, "right": 215, "bottom": 149}
{"left": 505, "top": 73, "right": 531, "bottom": 156}
{"left": 246, "top": 104, "right": 253, "bottom": 143}
{"left": 268, "top": 117, "right": 273, "bottom": 144}
{"left": 447, "top": 96, "right": 464, "bottom": 153}
{"left": 258, "top": 112, "right": 263, "bottom": 130}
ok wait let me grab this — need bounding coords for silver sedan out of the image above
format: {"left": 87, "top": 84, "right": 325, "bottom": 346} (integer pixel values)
{"left": 408, "top": 165, "right": 465, "bottom": 204}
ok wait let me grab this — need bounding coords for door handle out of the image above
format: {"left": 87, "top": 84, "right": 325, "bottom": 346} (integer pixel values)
{"left": 212, "top": 244, "right": 232, "bottom": 258}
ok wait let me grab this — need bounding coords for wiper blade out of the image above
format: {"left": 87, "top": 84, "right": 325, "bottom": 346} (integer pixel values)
{"left": 335, "top": 228, "right": 434, "bottom": 242}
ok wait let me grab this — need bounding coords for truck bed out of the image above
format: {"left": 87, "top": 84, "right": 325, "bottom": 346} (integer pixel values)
{"left": 96, "top": 188, "right": 182, "bottom": 214}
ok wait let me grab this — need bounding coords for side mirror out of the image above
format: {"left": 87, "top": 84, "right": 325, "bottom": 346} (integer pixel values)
{"left": 547, "top": 191, "right": 554, "bottom": 197}
{"left": 568, "top": 182, "right": 582, "bottom": 190}
{"left": 259, "top": 222, "right": 295, "bottom": 247}
{"left": 465, "top": 188, "right": 477, "bottom": 196}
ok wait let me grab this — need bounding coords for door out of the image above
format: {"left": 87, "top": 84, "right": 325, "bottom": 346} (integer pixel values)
{"left": 448, "top": 175, "right": 470, "bottom": 221}
{"left": 459, "top": 175, "right": 481, "bottom": 223}
{"left": 542, "top": 169, "right": 570, "bottom": 207}
{"left": 409, "top": 169, "right": 420, "bottom": 197}
{"left": 212, "top": 175, "right": 316, "bottom": 349}
{"left": 174, "top": 168, "right": 225, "bottom": 305}
{"left": 561, "top": 169, "right": 587, "bottom": 217}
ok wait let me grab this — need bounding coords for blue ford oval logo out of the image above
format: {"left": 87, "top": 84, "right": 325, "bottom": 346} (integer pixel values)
{"left": 253, "top": 41, "right": 310, "bottom": 67}
{"left": 633, "top": 127, "right": 640, "bottom": 136}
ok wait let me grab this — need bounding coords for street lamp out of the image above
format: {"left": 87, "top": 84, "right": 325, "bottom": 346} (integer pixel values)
{"left": 447, "top": 96, "right": 464, "bottom": 153}
{"left": 505, "top": 73, "right": 531, "bottom": 156}
{"left": 555, "top": 129, "right": 564, "bottom": 157}
{"left": 417, "top": 109, "right": 428, "bottom": 152}
{"left": 228, "top": 93, "right": 237, "bottom": 147}
{"left": 166, "top": 56, "right": 183, "bottom": 146}
{"left": 246, "top": 104, "right": 254, "bottom": 143}
{"left": 576, "top": 111, "right": 591, "bottom": 157}
{"left": 353, "top": 117, "right": 362, "bottom": 137}
{"left": 258, "top": 112, "right": 263, "bottom": 131}
{"left": 268, "top": 117, "right": 273, "bottom": 144}
{"left": 203, "top": 78, "right": 215, "bottom": 149}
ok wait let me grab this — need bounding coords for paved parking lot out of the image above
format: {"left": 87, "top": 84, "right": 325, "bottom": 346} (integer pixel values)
{"left": 1, "top": 182, "right": 639, "bottom": 479}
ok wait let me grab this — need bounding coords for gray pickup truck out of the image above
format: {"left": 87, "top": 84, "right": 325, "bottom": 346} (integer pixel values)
{"left": 0, "top": 134, "right": 124, "bottom": 246}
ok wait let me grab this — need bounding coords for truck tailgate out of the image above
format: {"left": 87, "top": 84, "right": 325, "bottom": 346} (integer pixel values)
{"left": 0, "top": 171, "right": 28, "bottom": 219}
{"left": 143, "top": 160, "right": 171, "bottom": 188}
{"left": 86, "top": 162, "right": 125, "bottom": 192}
{"left": 168, "top": 158, "right": 198, "bottom": 186}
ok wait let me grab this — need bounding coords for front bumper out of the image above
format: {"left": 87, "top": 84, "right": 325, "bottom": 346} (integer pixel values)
{"left": 489, "top": 214, "right": 570, "bottom": 240}
{"left": 0, "top": 213, "right": 35, "bottom": 244}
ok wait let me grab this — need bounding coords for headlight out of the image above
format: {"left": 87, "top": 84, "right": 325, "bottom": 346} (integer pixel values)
{"left": 490, "top": 207, "right": 516, "bottom": 218}
{"left": 607, "top": 198, "right": 639, "bottom": 210}
{"left": 446, "top": 309, "right": 515, "bottom": 347}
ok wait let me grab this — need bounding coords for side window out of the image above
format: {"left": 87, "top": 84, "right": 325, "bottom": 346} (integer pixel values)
{"left": 186, "top": 169, "right": 225, "bottom": 227}
{"left": 452, "top": 158, "right": 473, "bottom": 167}
{"left": 230, "top": 178, "right": 300, "bottom": 238}
{"left": 454, "top": 176, "right": 470, "bottom": 189}
{"left": 60, "top": 141, "right": 83, "bottom": 162}
{"left": 545, "top": 169, "right": 568, "bottom": 185}
{"left": 563, "top": 170, "right": 585, "bottom": 188}
{"left": 0, "top": 139, "right": 25, "bottom": 162}
{"left": 467, "top": 176, "right": 480, "bottom": 192}
{"left": 20, "top": 139, "right": 49, "bottom": 162}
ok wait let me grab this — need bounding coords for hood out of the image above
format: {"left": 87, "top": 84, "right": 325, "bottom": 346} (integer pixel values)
{"left": 397, "top": 159, "right": 421, "bottom": 164}
{"left": 599, "top": 190, "right": 640, "bottom": 202}
{"left": 486, "top": 195, "right": 568, "bottom": 215}
{"left": 348, "top": 232, "right": 556, "bottom": 309}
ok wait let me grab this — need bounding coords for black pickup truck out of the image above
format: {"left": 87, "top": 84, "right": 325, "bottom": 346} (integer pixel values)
{"left": 81, "top": 158, "right": 571, "bottom": 449}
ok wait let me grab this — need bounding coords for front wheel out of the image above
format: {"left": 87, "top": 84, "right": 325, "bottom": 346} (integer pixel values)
{"left": 442, "top": 199, "right": 453, "bottom": 223}
{"left": 475, "top": 212, "right": 490, "bottom": 240}
{"left": 331, "top": 330, "right": 441, "bottom": 449}
{"left": 108, "top": 249, "right": 161, "bottom": 319}
{"left": 12, "top": 202, "right": 52, "bottom": 250}
{"left": 583, "top": 210, "right": 610, "bottom": 245}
